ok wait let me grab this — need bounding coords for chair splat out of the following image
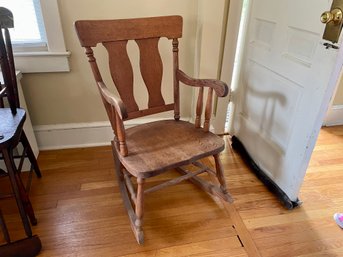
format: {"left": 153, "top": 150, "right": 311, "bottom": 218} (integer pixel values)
{"left": 136, "top": 38, "right": 165, "bottom": 108}
{"left": 103, "top": 41, "right": 139, "bottom": 113}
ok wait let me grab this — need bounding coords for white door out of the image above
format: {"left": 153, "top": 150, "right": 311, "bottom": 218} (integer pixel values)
{"left": 229, "top": 0, "right": 343, "bottom": 204}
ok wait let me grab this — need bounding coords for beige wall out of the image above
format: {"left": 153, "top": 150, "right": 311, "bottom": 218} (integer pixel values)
{"left": 21, "top": 0, "right": 200, "bottom": 126}
{"left": 196, "top": 0, "right": 227, "bottom": 79}
{"left": 333, "top": 76, "right": 343, "bottom": 105}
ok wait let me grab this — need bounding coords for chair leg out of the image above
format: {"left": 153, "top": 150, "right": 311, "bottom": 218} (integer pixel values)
{"left": 2, "top": 148, "right": 33, "bottom": 237}
{"left": 111, "top": 141, "right": 144, "bottom": 244}
{"left": 135, "top": 177, "right": 145, "bottom": 243}
{"left": 213, "top": 154, "right": 229, "bottom": 195}
{"left": 15, "top": 173, "right": 38, "bottom": 226}
{"left": 4, "top": 147, "right": 38, "bottom": 226}
{"left": 20, "top": 132, "right": 42, "bottom": 178}
{"left": 177, "top": 160, "right": 233, "bottom": 203}
{"left": 0, "top": 209, "right": 11, "bottom": 243}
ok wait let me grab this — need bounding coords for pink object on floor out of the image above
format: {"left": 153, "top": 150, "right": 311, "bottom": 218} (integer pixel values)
{"left": 333, "top": 213, "right": 343, "bottom": 229}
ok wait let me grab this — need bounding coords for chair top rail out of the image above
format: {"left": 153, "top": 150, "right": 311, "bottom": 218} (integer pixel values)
{"left": 75, "top": 15, "right": 182, "bottom": 47}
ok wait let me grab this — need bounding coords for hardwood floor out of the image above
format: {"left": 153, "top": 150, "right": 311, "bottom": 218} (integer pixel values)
{"left": 233, "top": 126, "right": 343, "bottom": 257}
{"left": 1, "top": 126, "right": 343, "bottom": 256}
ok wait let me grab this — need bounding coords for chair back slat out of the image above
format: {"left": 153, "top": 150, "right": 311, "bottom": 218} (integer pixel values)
{"left": 103, "top": 41, "right": 139, "bottom": 113}
{"left": 4, "top": 28, "right": 18, "bottom": 107}
{"left": 136, "top": 38, "right": 165, "bottom": 108}
{"left": 0, "top": 27, "right": 17, "bottom": 114}
{"left": 0, "top": 8, "right": 19, "bottom": 114}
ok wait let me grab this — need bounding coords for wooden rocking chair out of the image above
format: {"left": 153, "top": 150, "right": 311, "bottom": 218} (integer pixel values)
{"left": 75, "top": 15, "right": 233, "bottom": 244}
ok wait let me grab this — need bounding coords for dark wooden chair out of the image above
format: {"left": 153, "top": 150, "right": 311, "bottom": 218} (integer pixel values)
{"left": 75, "top": 15, "right": 233, "bottom": 244}
{"left": 0, "top": 6, "right": 41, "bottom": 256}
{"left": 0, "top": 5, "right": 39, "bottom": 231}
{"left": 0, "top": 7, "right": 42, "bottom": 188}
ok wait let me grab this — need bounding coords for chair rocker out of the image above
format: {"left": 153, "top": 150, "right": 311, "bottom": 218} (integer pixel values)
{"left": 0, "top": 209, "right": 41, "bottom": 257}
{"left": 75, "top": 15, "right": 233, "bottom": 244}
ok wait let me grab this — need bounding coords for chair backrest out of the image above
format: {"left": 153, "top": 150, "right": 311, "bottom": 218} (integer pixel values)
{"left": 0, "top": 7, "right": 19, "bottom": 114}
{"left": 75, "top": 16, "right": 183, "bottom": 122}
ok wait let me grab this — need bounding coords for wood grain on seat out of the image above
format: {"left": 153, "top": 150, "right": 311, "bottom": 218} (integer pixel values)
{"left": 115, "top": 120, "right": 224, "bottom": 178}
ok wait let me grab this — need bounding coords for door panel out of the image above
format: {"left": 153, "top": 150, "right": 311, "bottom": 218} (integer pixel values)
{"left": 242, "top": 60, "right": 302, "bottom": 151}
{"left": 232, "top": 0, "right": 341, "bottom": 202}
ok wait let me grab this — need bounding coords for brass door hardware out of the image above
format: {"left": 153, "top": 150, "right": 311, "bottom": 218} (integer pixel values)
{"left": 323, "top": 42, "right": 340, "bottom": 49}
{"left": 321, "top": 0, "right": 343, "bottom": 43}
{"left": 321, "top": 9, "right": 342, "bottom": 24}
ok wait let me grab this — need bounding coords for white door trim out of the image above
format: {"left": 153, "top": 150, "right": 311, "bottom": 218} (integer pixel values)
{"left": 213, "top": 0, "right": 246, "bottom": 134}
{"left": 324, "top": 67, "right": 343, "bottom": 126}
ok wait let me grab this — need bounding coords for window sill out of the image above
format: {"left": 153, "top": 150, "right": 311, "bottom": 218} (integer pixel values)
{"left": 13, "top": 51, "right": 71, "bottom": 73}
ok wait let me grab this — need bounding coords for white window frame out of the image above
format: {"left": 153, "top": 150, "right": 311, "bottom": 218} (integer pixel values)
{"left": 13, "top": 0, "right": 70, "bottom": 73}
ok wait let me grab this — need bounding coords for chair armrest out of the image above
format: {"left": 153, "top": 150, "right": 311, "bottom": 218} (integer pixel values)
{"left": 176, "top": 69, "right": 229, "bottom": 97}
{"left": 97, "top": 81, "right": 128, "bottom": 156}
{"left": 97, "top": 82, "right": 128, "bottom": 120}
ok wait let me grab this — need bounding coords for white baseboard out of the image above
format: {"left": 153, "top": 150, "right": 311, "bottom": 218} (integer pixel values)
{"left": 323, "top": 105, "right": 343, "bottom": 126}
{"left": 34, "top": 121, "right": 114, "bottom": 150}
{"left": 34, "top": 117, "right": 190, "bottom": 150}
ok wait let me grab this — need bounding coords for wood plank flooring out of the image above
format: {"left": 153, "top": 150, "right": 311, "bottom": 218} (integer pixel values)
{"left": 230, "top": 126, "right": 343, "bottom": 257}
{"left": 1, "top": 126, "right": 343, "bottom": 256}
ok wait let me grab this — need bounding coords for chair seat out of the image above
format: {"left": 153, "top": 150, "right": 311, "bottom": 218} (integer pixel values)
{"left": 114, "top": 120, "right": 225, "bottom": 178}
{"left": 0, "top": 108, "right": 25, "bottom": 149}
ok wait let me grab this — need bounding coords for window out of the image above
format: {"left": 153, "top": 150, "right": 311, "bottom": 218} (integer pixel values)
{"left": 0, "top": 0, "right": 70, "bottom": 73}
{"left": 2, "top": 0, "right": 46, "bottom": 51}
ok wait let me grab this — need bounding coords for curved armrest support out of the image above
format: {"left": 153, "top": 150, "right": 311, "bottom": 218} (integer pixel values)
{"left": 97, "top": 81, "right": 128, "bottom": 156}
{"left": 97, "top": 82, "right": 128, "bottom": 120}
{"left": 176, "top": 69, "right": 229, "bottom": 97}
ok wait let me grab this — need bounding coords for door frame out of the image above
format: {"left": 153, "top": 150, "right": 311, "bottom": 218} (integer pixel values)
{"left": 323, "top": 70, "right": 343, "bottom": 126}
{"left": 212, "top": 0, "right": 245, "bottom": 134}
